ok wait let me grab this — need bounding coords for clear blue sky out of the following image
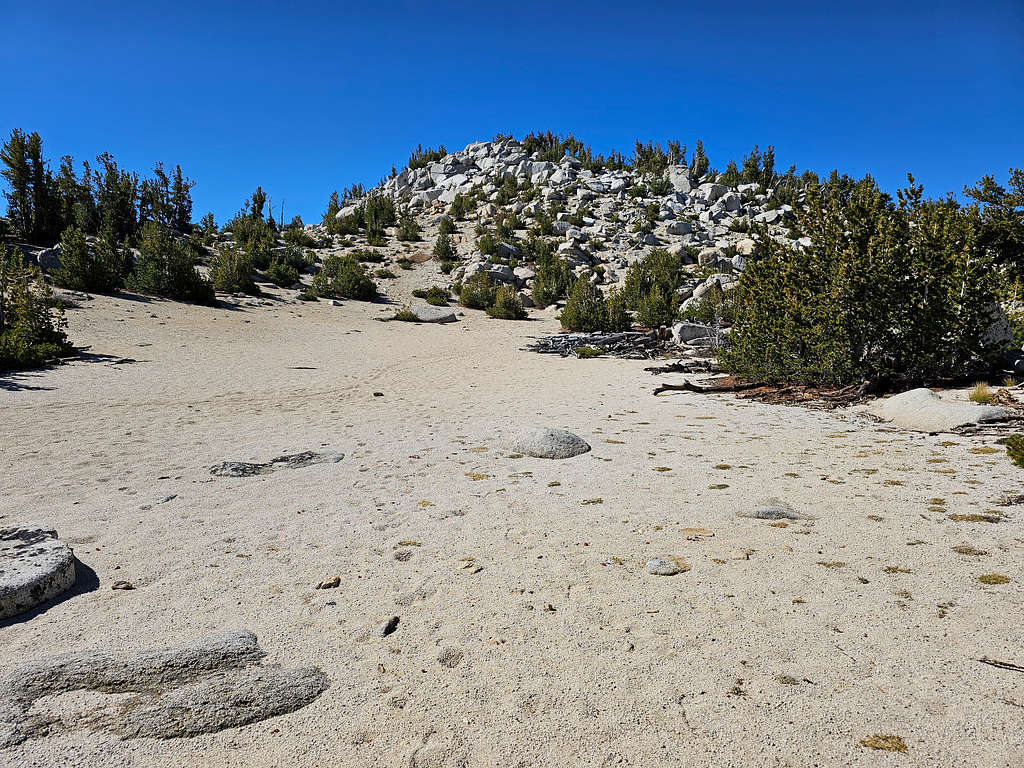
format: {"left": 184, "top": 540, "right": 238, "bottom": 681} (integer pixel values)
{"left": 2, "top": 0, "right": 1022, "bottom": 224}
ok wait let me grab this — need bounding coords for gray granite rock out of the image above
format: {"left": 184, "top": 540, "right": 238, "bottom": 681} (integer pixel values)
{"left": 0, "top": 526, "right": 76, "bottom": 621}
{"left": 509, "top": 427, "right": 591, "bottom": 459}
{"left": 0, "top": 629, "right": 328, "bottom": 746}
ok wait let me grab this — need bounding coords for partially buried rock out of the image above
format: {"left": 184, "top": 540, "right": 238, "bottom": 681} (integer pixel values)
{"left": 0, "top": 526, "right": 76, "bottom": 621}
{"left": 379, "top": 616, "right": 400, "bottom": 637}
{"left": 0, "top": 629, "right": 328, "bottom": 747}
{"left": 315, "top": 576, "right": 340, "bottom": 590}
{"left": 646, "top": 556, "right": 690, "bottom": 576}
{"left": 508, "top": 427, "right": 591, "bottom": 459}
{"left": 404, "top": 305, "right": 458, "bottom": 323}
{"left": 739, "top": 498, "right": 807, "bottom": 521}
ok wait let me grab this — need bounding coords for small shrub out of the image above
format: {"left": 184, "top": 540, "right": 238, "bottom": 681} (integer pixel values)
{"left": 53, "top": 227, "right": 128, "bottom": 294}
{"left": 459, "top": 273, "right": 496, "bottom": 310}
{"left": 350, "top": 248, "right": 384, "bottom": 263}
{"left": 486, "top": 285, "right": 527, "bottom": 319}
{"left": 392, "top": 306, "right": 420, "bottom": 322}
{"left": 575, "top": 346, "right": 605, "bottom": 358}
{"left": 559, "top": 280, "right": 607, "bottom": 332}
{"left": 298, "top": 288, "right": 319, "bottom": 301}
{"left": 0, "top": 249, "right": 75, "bottom": 371}
{"left": 128, "top": 221, "right": 214, "bottom": 303}
{"left": 978, "top": 573, "right": 1011, "bottom": 584}
{"left": 634, "top": 284, "right": 676, "bottom": 328}
{"left": 210, "top": 245, "right": 258, "bottom": 294}
{"left": 311, "top": 255, "right": 377, "bottom": 300}
{"left": 438, "top": 216, "right": 456, "bottom": 235}
{"left": 433, "top": 232, "right": 455, "bottom": 260}
{"left": 439, "top": 259, "right": 458, "bottom": 275}
{"left": 264, "top": 259, "right": 300, "bottom": 287}
{"left": 283, "top": 227, "right": 317, "bottom": 248}
{"left": 397, "top": 257, "right": 413, "bottom": 270}
{"left": 1007, "top": 434, "right": 1024, "bottom": 468}
{"left": 375, "top": 268, "right": 396, "bottom": 279}
{"left": 397, "top": 208, "right": 421, "bottom": 242}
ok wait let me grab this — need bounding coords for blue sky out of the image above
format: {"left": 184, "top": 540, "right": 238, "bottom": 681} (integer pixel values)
{"left": 2, "top": 0, "right": 1022, "bottom": 223}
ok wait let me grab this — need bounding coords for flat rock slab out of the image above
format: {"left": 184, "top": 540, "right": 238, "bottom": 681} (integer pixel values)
{"left": 409, "top": 305, "right": 458, "bottom": 323}
{"left": 646, "top": 555, "right": 690, "bottom": 576}
{"left": 0, "top": 526, "right": 76, "bottom": 621}
{"left": 509, "top": 427, "right": 591, "bottom": 459}
{"left": 862, "top": 387, "right": 1008, "bottom": 433}
{"left": 0, "top": 629, "right": 328, "bottom": 747}
{"left": 210, "top": 450, "right": 344, "bottom": 477}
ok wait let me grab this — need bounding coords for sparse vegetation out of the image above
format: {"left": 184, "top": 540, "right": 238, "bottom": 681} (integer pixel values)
{"left": 311, "top": 255, "right": 377, "bottom": 300}
{"left": 0, "top": 249, "right": 75, "bottom": 371}
{"left": 486, "top": 285, "right": 527, "bottom": 320}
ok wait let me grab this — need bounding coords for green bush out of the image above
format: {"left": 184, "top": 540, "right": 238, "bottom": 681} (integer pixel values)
{"left": 227, "top": 213, "right": 277, "bottom": 270}
{"left": 396, "top": 257, "right": 413, "bottom": 270}
{"left": 438, "top": 216, "right": 456, "bottom": 235}
{"left": 350, "top": 248, "right": 384, "bottom": 263}
{"left": 621, "top": 247, "right": 685, "bottom": 310}
{"left": 433, "top": 232, "right": 455, "bottom": 260}
{"left": 634, "top": 284, "right": 676, "bottom": 328}
{"left": 397, "top": 208, "right": 421, "bottom": 241}
{"left": 721, "top": 176, "right": 1007, "bottom": 386}
{"left": 264, "top": 259, "right": 300, "bottom": 287}
{"left": 53, "top": 226, "right": 127, "bottom": 294}
{"left": 283, "top": 226, "right": 317, "bottom": 248}
{"left": 531, "top": 254, "right": 572, "bottom": 309}
{"left": 392, "top": 305, "right": 421, "bottom": 321}
{"left": 312, "top": 255, "right": 378, "bottom": 300}
{"left": 439, "top": 259, "right": 458, "bottom": 275}
{"left": 375, "top": 268, "right": 396, "bottom": 279}
{"left": 0, "top": 249, "right": 75, "bottom": 371}
{"left": 127, "top": 221, "right": 214, "bottom": 303}
{"left": 1007, "top": 434, "right": 1024, "bottom": 468}
{"left": 459, "top": 273, "right": 496, "bottom": 309}
{"left": 412, "top": 286, "right": 450, "bottom": 306}
{"left": 559, "top": 280, "right": 608, "bottom": 332}
{"left": 680, "top": 282, "right": 737, "bottom": 326}
{"left": 486, "top": 285, "right": 527, "bottom": 319}
{"left": 605, "top": 286, "right": 632, "bottom": 331}
{"left": 363, "top": 194, "right": 396, "bottom": 245}
{"left": 210, "top": 245, "right": 258, "bottom": 294}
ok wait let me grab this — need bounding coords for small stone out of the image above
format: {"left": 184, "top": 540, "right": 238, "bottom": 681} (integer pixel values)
{"left": 156, "top": 494, "right": 177, "bottom": 504}
{"left": 646, "top": 556, "right": 690, "bottom": 576}
{"left": 438, "top": 647, "right": 464, "bottom": 668}
{"left": 111, "top": 581, "right": 135, "bottom": 590}
{"left": 379, "top": 616, "right": 400, "bottom": 637}
{"left": 315, "top": 576, "right": 340, "bottom": 590}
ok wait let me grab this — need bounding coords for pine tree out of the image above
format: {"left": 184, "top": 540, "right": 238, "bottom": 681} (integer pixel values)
{"left": 170, "top": 165, "right": 194, "bottom": 232}
{"left": 691, "top": 140, "right": 709, "bottom": 180}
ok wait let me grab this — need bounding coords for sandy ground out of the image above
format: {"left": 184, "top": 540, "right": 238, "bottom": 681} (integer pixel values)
{"left": 1, "top": 280, "right": 1023, "bottom": 768}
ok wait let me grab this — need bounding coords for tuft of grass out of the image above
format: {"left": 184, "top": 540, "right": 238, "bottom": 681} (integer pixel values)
{"left": 547, "top": 481, "right": 561, "bottom": 487}
{"left": 949, "top": 512, "right": 1003, "bottom": 523}
{"left": 653, "top": 466, "right": 672, "bottom": 472}
{"left": 969, "top": 382, "right": 996, "bottom": 404}
{"left": 952, "top": 544, "right": 988, "bottom": 556}
{"left": 776, "top": 674, "right": 800, "bottom": 686}
{"left": 708, "top": 484, "right": 729, "bottom": 490}
{"left": 978, "top": 572, "right": 1011, "bottom": 584}
{"left": 392, "top": 306, "right": 420, "bottom": 322}
{"left": 816, "top": 561, "right": 846, "bottom": 569}
{"left": 969, "top": 446, "right": 1000, "bottom": 455}
{"left": 883, "top": 565, "right": 911, "bottom": 574}
{"left": 860, "top": 734, "right": 907, "bottom": 753}
{"left": 464, "top": 472, "right": 488, "bottom": 481}
{"left": 714, "top": 463, "right": 732, "bottom": 470}
{"left": 575, "top": 346, "right": 606, "bottom": 358}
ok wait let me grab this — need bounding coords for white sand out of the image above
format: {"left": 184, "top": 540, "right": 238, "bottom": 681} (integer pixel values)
{"left": 1, "top": 290, "right": 1022, "bottom": 767}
